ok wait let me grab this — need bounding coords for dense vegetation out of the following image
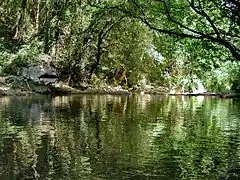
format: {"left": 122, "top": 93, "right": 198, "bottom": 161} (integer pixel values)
{"left": 0, "top": 0, "right": 239, "bottom": 92}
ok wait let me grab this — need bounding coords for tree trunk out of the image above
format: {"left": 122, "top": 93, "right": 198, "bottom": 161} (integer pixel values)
{"left": 14, "top": 0, "right": 27, "bottom": 40}
{"left": 36, "top": 0, "right": 41, "bottom": 34}
{"left": 89, "top": 33, "right": 103, "bottom": 80}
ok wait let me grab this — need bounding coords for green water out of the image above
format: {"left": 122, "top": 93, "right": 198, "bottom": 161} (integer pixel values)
{"left": 0, "top": 95, "right": 240, "bottom": 180}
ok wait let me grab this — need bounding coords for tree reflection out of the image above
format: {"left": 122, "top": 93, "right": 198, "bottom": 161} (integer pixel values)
{"left": 0, "top": 95, "right": 240, "bottom": 179}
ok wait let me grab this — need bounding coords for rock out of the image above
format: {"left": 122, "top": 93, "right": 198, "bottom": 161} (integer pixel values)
{"left": 21, "top": 64, "right": 57, "bottom": 85}
{"left": 219, "top": 93, "right": 240, "bottom": 98}
{"left": 0, "top": 85, "right": 34, "bottom": 96}
{"left": 30, "top": 84, "right": 50, "bottom": 94}
{"left": 109, "top": 90, "right": 130, "bottom": 95}
{"left": 39, "top": 77, "right": 57, "bottom": 85}
{"left": 109, "top": 86, "right": 130, "bottom": 95}
{"left": 143, "top": 86, "right": 168, "bottom": 95}
{"left": 50, "top": 86, "right": 83, "bottom": 95}
{"left": 0, "top": 76, "right": 8, "bottom": 84}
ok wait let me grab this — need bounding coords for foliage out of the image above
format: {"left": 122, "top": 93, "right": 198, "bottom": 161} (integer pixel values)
{"left": 0, "top": 0, "right": 240, "bottom": 92}
{"left": 0, "top": 40, "right": 41, "bottom": 74}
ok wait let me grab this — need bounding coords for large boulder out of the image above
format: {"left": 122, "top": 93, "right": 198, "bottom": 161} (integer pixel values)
{"left": 21, "top": 64, "right": 57, "bottom": 85}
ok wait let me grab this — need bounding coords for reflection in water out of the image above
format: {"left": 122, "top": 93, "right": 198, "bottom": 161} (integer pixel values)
{"left": 0, "top": 95, "right": 240, "bottom": 179}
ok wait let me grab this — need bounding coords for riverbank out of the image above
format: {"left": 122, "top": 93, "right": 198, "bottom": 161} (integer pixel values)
{"left": 0, "top": 60, "right": 239, "bottom": 98}
{"left": 1, "top": 80, "right": 239, "bottom": 98}
{"left": 0, "top": 77, "right": 131, "bottom": 96}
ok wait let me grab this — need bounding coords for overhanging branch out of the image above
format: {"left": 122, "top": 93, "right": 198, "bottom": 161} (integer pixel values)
{"left": 90, "top": 1, "right": 240, "bottom": 60}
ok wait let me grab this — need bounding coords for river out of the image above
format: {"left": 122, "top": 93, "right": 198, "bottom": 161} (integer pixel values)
{"left": 0, "top": 95, "right": 240, "bottom": 179}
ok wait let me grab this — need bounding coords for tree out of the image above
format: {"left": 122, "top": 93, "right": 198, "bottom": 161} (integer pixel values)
{"left": 97, "top": 0, "right": 240, "bottom": 61}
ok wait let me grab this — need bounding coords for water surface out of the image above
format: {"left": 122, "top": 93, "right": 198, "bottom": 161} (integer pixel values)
{"left": 0, "top": 95, "right": 240, "bottom": 179}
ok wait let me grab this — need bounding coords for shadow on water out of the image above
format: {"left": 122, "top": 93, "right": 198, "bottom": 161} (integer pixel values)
{"left": 0, "top": 95, "right": 240, "bottom": 179}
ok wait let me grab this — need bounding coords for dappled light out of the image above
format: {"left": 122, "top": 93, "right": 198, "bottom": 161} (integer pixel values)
{"left": 1, "top": 0, "right": 240, "bottom": 179}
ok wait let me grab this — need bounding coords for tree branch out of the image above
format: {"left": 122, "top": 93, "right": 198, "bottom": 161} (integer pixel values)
{"left": 161, "top": 0, "right": 207, "bottom": 37}
{"left": 188, "top": 0, "right": 221, "bottom": 38}
{"left": 90, "top": 1, "right": 240, "bottom": 60}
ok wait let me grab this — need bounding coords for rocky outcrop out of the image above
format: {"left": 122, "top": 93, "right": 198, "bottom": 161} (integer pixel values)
{"left": 21, "top": 64, "right": 57, "bottom": 85}
{"left": 82, "top": 86, "right": 130, "bottom": 95}
{"left": 0, "top": 84, "right": 34, "bottom": 96}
